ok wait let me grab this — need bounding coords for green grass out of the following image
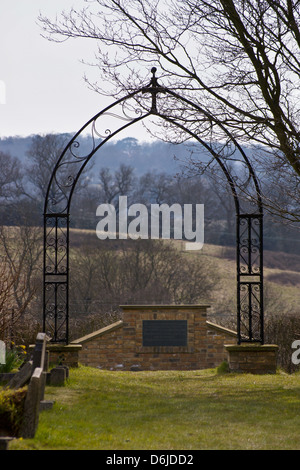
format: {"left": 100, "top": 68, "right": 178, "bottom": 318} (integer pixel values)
{"left": 8, "top": 365, "right": 300, "bottom": 450}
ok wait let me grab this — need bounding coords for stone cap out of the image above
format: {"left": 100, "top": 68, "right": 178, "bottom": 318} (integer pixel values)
{"left": 29, "top": 343, "right": 82, "bottom": 351}
{"left": 72, "top": 320, "right": 124, "bottom": 344}
{"left": 206, "top": 321, "right": 237, "bottom": 337}
{"left": 225, "top": 344, "right": 279, "bottom": 352}
{"left": 46, "top": 343, "right": 82, "bottom": 351}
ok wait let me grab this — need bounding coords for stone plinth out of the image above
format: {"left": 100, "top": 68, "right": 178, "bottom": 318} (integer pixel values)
{"left": 73, "top": 305, "right": 237, "bottom": 371}
{"left": 47, "top": 343, "right": 82, "bottom": 368}
{"left": 225, "top": 344, "right": 279, "bottom": 374}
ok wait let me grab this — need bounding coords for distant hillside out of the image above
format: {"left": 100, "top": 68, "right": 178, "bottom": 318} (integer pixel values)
{"left": 0, "top": 135, "right": 34, "bottom": 161}
{"left": 0, "top": 134, "right": 210, "bottom": 177}
{"left": 2, "top": 133, "right": 300, "bottom": 256}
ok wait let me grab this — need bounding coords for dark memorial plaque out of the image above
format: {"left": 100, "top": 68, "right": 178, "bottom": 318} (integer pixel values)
{"left": 142, "top": 320, "right": 188, "bottom": 347}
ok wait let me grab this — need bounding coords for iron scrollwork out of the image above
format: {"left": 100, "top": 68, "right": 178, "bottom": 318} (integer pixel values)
{"left": 43, "top": 215, "right": 69, "bottom": 342}
{"left": 43, "top": 68, "right": 264, "bottom": 345}
{"left": 43, "top": 280, "right": 68, "bottom": 344}
{"left": 43, "top": 89, "right": 150, "bottom": 343}
{"left": 237, "top": 214, "right": 263, "bottom": 343}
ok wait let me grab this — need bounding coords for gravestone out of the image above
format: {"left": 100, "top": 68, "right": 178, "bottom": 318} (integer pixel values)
{"left": 1, "top": 332, "right": 54, "bottom": 448}
{"left": 0, "top": 437, "right": 15, "bottom": 451}
{"left": 4, "top": 361, "right": 33, "bottom": 389}
{"left": 19, "top": 367, "right": 43, "bottom": 439}
{"left": 48, "top": 366, "right": 67, "bottom": 386}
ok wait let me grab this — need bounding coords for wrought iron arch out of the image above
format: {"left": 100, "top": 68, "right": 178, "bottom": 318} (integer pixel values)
{"left": 43, "top": 68, "right": 263, "bottom": 345}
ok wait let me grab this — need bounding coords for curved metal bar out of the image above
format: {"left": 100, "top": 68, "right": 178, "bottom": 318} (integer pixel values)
{"left": 149, "top": 83, "right": 264, "bottom": 344}
{"left": 44, "top": 88, "right": 146, "bottom": 215}
{"left": 43, "top": 68, "right": 264, "bottom": 344}
{"left": 163, "top": 88, "right": 263, "bottom": 213}
{"left": 66, "top": 111, "right": 152, "bottom": 214}
{"left": 155, "top": 112, "right": 241, "bottom": 216}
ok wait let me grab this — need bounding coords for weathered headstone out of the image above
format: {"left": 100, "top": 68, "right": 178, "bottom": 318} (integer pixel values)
{"left": 19, "top": 367, "right": 43, "bottom": 439}
{"left": 0, "top": 437, "right": 15, "bottom": 451}
{"left": 1, "top": 333, "right": 54, "bottom": 442}
{"left": 49, "top": 366, "right": 66, "bottom": 386}
{"left": 31, "top": 333, "right": 51, "bottom": 403}
{"left": 39, "top": 400, "right": 54, "bottom": 411}
{"left": 32, "top": 333, "right": 49, "bottom": 372}
{"left": 5, "top": 361, "right": 33, "bottom": 390}
{"left": 5, "top": 333, "right": 49, "bottom": 391}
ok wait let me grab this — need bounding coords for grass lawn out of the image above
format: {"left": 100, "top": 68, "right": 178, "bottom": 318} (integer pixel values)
{"left": 7, "top": 365, "right": 300, "bottom": 450}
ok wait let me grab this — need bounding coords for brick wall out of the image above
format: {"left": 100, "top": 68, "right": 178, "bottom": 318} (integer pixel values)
{"left": 72, "top": 305, "right": 237, "bottom": 371}
{"left": 225, "top": 344, "right": 279, "bottom": 374}
{"left": 73, "top": 321, "right": 124, "bottom": 369}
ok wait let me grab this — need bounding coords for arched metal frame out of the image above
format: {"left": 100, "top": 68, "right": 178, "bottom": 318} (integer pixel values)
{"left": 43, "top": 68, "right": 264, "bottom": 345}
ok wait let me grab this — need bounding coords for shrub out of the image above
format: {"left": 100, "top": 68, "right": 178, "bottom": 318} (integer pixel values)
{"left": 264, "top": 313, "right": 300, "bottom": 373}
{"left": 0, "top": 387, "right": 27, "bottom": 436}
{"left": 0, "top": 344, "right": 27, "bottom": 373}
{"left": 217, "top": 361, "right": 229, "bottom": 374}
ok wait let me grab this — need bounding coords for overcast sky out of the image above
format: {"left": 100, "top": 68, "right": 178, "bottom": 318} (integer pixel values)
{"left": 0, "top": 1, "right": 151, "bottom": 141}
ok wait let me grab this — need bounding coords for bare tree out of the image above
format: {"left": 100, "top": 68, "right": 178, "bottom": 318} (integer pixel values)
{"left": 25, "top": 134, "right": 68, "bottom": 201}
{"left": 250, "top": 150, "right": 300, "bottom": 223}
{"left": 69, "top": 238, "right": 216, "bottom": 336}
{"left": 136, "top": 171, "right": 175, "bottom": 205}
{"left": 38, "top": 1, "right": 300, "bottom": 220}
{"left": 23, "top": 133, "right": 93, "bottom": 215}
{"left": 0, "top": 225, "right": 42, "bottom": 323}
{"left": 0, "top": 260, "right": 19, "bottom": 341}
{"left": 0, "top": 151, "right": 23, "bottom": 204}
{"left": 98, "top": 164, "right": 135, "bottom": 207}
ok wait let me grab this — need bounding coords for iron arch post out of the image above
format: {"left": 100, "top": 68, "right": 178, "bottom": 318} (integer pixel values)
{"left": 43, "top": 68, "right": 264, "bottom": 345}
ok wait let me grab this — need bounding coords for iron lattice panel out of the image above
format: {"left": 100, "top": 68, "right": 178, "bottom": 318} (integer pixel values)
{"left": 237, "top": 214, "right": 264, "bottom": 343}
{"left": 43, "top": 215, "right": 69, "bottom": 343}
{"left": 43, "top": 281, "right": 68, "bottom": 343}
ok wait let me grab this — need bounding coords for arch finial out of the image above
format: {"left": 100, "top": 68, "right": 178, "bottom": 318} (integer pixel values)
{"left": 142, "top": 67, "right": 166, "bottom": 113}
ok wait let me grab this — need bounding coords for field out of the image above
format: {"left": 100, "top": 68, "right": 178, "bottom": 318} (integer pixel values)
{"left": 9, "top": 365, "right": 300, "bottom": 450}
{"left": 169, "top": 240, "right": 300, "bottom": 325}
{"left": 69, "top": 228, "right": 300, "bottom": 318}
